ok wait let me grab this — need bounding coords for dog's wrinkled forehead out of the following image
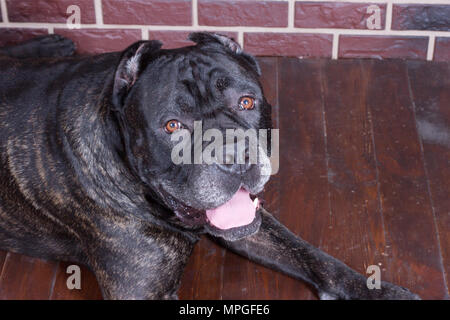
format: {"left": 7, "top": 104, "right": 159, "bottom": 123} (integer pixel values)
{"left": 174, "top": 51, "right": 259, "bottom": 105}
{"left": 137, "top": 34, "right": 262, "bottom": 116}
{"left": 113, "top": 32, "right": 263, "bottom": 119}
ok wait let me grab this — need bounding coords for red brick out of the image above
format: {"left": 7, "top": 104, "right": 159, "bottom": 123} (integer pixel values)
{"left": 295, "top": 2, "right": 386, "bottom": 29}
{"left": 434, "top": 37, "right": 450, "bottom": 62}
{"left": 102, "top": 0, "right": 191, "bottom": 26}
{"left": 148, "top": 31, "right": 238, "bottom": 49}
{"left": 54, "top": 29, "right": 141, "bottom": 55}
{"left": 244, "top": 33, "right": 332, "bottom": 57}
{"left": 339, "top": 35, "right": 428, "bottom": 60}
{"left": 198, "top": 0, "right": 288, "bottom": 27}
{"left": 6, "top": 0, "right": 96, "bottom": 23}
{"left": 392, "top": 4, "right": 450, "bottom": 31}
{"left": 0, "top": 28, "right": 49, "bottom": 47}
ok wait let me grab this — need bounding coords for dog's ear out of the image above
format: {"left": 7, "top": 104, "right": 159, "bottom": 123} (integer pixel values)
{"left": 112, "top": 40, "right": 162, "bottom": 109}
{"left": 189, "top": 32, "right": 242, "bottom": 54}
{"left": 188, "top": 32, "right": 261, "bottom": 76}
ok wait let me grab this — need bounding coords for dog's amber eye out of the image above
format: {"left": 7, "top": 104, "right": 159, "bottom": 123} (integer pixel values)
{"left": 239, "top": 96, "right": 255, "bottom": 110}
{"left": 165, "top": 120, "right": 182, "bottom": 133}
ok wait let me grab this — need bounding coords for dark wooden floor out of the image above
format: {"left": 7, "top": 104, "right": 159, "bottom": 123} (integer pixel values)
{"left": 0, "top": 58, "right": 448, "bottom": 300}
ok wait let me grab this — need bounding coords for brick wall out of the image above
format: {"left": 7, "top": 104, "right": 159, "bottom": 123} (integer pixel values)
{"left": 0, "top": 0, "right": 449, "bottom": 61}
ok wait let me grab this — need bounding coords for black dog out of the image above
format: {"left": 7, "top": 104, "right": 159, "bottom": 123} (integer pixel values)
{"left": 0, "top": 34, "right": 419, "bottom": 299}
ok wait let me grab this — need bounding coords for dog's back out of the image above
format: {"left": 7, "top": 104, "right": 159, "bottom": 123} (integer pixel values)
{"left": 0, "top": 53, "right": 119, "bottom": 262}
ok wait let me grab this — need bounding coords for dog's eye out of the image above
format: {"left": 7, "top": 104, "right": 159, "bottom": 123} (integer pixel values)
{"left": 238, "top": 96, "right": 255, "bottom": 110}
{"left": 164, "top": 120, "right": 182, "bottom": 133}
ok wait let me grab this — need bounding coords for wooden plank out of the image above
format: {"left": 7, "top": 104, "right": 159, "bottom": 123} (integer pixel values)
{"left": 258, "top": 57, "right": 279, "bottom": 122}
{"left": 363, "top": 60, "right": 447, "bottom": 299}
{"left": 274, "top": 58, "right": 331, "bottom": 299}
{"left": 178, "top": 238, "right": 225, "bottom": 299}
{"left": 50, "top": 261, "right": 103, "bottom": 300}
{"left": 407, "top": 60, "right": 450, "bottom": 298}
{"left": 0, "top": 250, "right": 6, "bottom": 273}
{"left": 320, "top": 59, "right": 389, "bottom": 281}
{"left": 0, "top": 253, "right": 58, "bottom": 299}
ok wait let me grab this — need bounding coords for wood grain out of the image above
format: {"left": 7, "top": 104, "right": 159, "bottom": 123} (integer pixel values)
{"left": 178, "top": 238, "right": 225, "bottom": 299}
{"left": 276, "top": 58, "right": 330, "bottom": 299}
{"left": 320, "top": 59, "right": 389, "bottom": 281}
{"left": 407, "top": 61, "right": 450, "bottom": 298}
{"left": 50, "top": 261, "right": 103, "bottom": 300}
{"left": 0, "top": 252, "right": 58, "bottom": 299}
{"left": 0, "top": 250, "right": 7, "bottom": 276}
{"left": 362, "top": 60, "right": 447, "bottom": 299}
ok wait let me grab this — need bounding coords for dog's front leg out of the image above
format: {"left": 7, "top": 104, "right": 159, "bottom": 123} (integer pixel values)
{"left": 84, "top": 224, "right": 196, "bottom": 300}
{"left": 212, "top": 208, "right": 420, "bottom": 300}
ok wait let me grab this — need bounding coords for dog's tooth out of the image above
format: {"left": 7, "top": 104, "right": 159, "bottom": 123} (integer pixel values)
{"left": 253, "top": 198, "right": 259, "bottom": 209}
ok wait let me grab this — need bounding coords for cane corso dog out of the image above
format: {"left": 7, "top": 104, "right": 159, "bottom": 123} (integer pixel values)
{"left": 0, "top": 33, "right": 420, "bottom": 299}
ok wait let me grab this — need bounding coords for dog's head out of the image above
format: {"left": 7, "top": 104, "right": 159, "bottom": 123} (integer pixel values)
{"left": 111, "top": 33, "right": 273, "bottom": 240}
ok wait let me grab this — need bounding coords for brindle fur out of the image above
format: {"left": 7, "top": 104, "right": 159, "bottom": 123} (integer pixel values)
{"left": 0, "top": 35, "right": 420, "bottom": 299}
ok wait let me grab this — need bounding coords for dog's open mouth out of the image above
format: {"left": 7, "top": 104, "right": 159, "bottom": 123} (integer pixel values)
{"left": 157, "top": 186, "right": 262, "bottom": 241}
{"left": 206, "top": 188, "right": 259, "bottom": 230}
{"left": 154, "top": 185, "right": 263, "bottom": 241}
{"left": 203, "top": 188, "right": 262, "bottom": 241}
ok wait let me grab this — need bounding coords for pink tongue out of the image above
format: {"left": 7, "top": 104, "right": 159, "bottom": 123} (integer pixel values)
{"left": 206, "top": 189, "right": 256, "bottom": 230}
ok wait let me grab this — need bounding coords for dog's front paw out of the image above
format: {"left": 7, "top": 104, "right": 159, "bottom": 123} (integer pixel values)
{"left": 372, "top": 281, "right": 421, "bottom": 300}
{"left": 318, "top": 291, "right": 339, "bottom": 300}
{"left": 352, "top": 280, "right": 421, "bottom": 300}
{"left": 318, "top": 279, "right": 421, "bottom": 300}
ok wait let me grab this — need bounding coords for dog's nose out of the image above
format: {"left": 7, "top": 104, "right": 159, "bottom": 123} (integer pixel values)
{"left": 215, "top": 144, "right": 252, "bottom": 174}
{"left": 216, "top": 161, "right": 251, "bottom": 175}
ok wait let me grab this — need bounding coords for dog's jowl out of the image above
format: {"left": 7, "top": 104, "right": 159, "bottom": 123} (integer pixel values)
{"left": 0, "top": 34, "right": 419, "bottom": 299}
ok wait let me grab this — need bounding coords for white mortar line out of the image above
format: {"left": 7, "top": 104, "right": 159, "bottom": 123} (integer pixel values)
{"left": 332, "top": 33, "right": 339, "bottom": 59}
{"left": 94, "top": 0, "right": 103, "bottom": 26}
{"left": 288, "top": 0, "right": 295, "bottom": 28}
{"left": 238, "top": 31, "right": 244, "bottom": 48}
{"left": 141, "top": 28, "right": 148, "bottom": 40}
{"left": 0, "top": 0, "right": 8, "bottom": 24}
{"left": 192, "top": 0, "right": 198, "bottom": 27}
{"left": 386, "top": 2, "right": 393, "bottom": 31}
{"left": 427, "top": 35, "right": 436, "bottom": 61}
{"left": 1, "top": 22, "right": 449, "bottom": 38}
